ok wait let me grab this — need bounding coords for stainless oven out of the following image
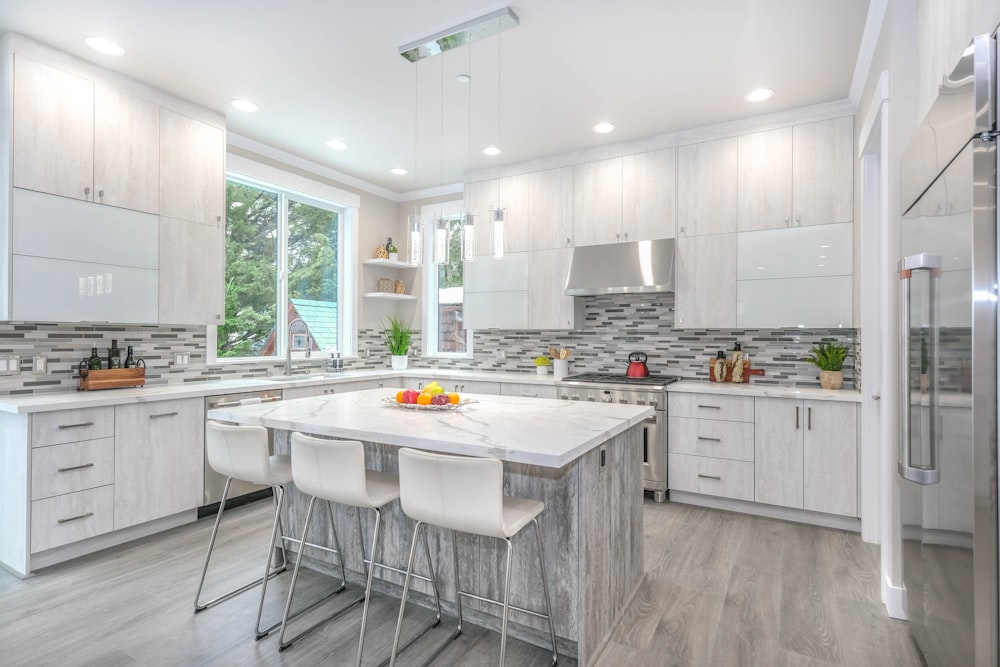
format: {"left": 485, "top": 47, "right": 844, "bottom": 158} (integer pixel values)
{"left": 201, "top": 389, "right": 283, "bottom": 515}
{"left": 555, "top": 374, "right": 678, "bottom": 502}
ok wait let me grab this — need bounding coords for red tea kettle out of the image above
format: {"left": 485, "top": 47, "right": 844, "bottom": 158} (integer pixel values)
{"left": 626, "top": 352, "right": 650, "bottom": 378}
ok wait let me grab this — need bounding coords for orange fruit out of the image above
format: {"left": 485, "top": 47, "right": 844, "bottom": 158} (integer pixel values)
{"left": 396, "top": 390, "right": 405, "bottom": 403}
{"left": 416, "top": 393, "right": 432, "bottom": 405}
{"left": 447, "top": 392, "right": 460, "bottom": 404}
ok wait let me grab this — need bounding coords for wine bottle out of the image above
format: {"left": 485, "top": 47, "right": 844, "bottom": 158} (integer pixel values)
{"left": 108, "top": 339, "right": 121, "bottom": 369}
{"left": 88, "top": 347, "right": 102, "bottom": 370}
{"left": 124, "top": 346, "right": 135, "bottom": 368}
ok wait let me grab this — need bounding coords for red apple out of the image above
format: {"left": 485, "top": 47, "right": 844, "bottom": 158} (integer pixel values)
{"left": 403, "top": 389, "right": 419, "bottom": 404}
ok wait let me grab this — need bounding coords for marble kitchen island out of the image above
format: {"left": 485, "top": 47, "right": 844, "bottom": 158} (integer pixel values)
{"left": 208, "top": 387, "right": 652, "bottom": 664}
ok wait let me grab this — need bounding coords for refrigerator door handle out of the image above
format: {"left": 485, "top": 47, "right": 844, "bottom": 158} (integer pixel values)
{"left": 898, "top": 252, "right": 942, "bottom": 485}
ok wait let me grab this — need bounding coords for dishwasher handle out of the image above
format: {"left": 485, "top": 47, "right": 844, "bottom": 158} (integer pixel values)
{"left": 208, "top": 395, "right": 283, "bottom": 409}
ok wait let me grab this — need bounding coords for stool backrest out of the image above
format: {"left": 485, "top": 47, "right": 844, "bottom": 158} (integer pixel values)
{"left": 206, "top": 420, "right": 272, "bottom": 485}
{"left": 290, "top": 433, "right": 369, "bottom": 507}
{"left": 397, "top": 447, "right": 506, "bottom": 539}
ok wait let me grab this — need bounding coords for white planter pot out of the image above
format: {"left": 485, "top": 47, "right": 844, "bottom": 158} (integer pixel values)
{"left": 391, "top": 355, "right": 408, "bottom": 370}
{"left": 389, "top": 252, "right": 398, "bottom": 262}
{"left": 536, "top": 365, "right": 549, "bottom": 376}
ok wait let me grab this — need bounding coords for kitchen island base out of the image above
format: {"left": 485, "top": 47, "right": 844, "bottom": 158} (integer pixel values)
{"left": 273, "top": 425, "right": 644, "bottom": 664}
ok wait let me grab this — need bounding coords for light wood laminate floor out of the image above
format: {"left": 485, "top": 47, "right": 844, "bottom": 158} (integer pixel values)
{"left": 0, "top": 499, "right": 920, "bottom": 666}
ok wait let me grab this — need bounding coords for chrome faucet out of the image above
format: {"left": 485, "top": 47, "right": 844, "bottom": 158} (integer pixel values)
{"left": 285, "top": 317, "right": 311, "bottom": 376}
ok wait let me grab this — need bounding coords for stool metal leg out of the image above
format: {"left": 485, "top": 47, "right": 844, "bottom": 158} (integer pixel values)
{"left": 533, "top": 518, "right": 558, "bottom": 665}
{"left": 389, "top": 520, "right": 424, "bottom": 667}
{"left": 255, "top": 484, "right": 289, "bottom": 639}
{"left": 451, "top": 529, "right": 463, "bottom": 634}
{"left": 500, "top": 537, "right": 513, "bottom": 667}
{"left": 194, "top": 477, "right": 286, "bottom": 613}
{"left": 355, "top": 506, "right": 382, "bottom": 667}
{"left": 277, "top": 495, "right": 357, "bottom": 651}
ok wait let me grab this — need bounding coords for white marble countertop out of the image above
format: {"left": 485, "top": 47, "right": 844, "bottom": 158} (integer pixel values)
{"left": 207, "top": 387, "right": 654, "bottom": 468}
{"left": 668, "top": 380, "right": 863, "bottom": 402}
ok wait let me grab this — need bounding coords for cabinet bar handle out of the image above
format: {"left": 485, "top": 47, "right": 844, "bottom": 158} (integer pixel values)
{"left": 697, "top": 404, "right": 721, "bottom": 409}
{"left": 697, "top": 474, "right": 721, "bottom": 480}
{"left": 57, "top": 511, "right": 94, "bottom": 524}
{"left": 150, "top": 412, "right": 178, "bottom": 419}
{"left": 57, "top": 463, "right": 95, "bottom": 473}
{"left": 808, "top": 407, "right": 812, "bottom": 430}
{"left": 519, "top": 393, "right": 538, "bottom": 397}
{"left": 795, "top": 406, "right": 800, "bottom": 429}
{"left": 58, "top": 421, "right": 94, "bottom": 430}
{"left": 697, "top": 436, "right": 722, "bottom": 442}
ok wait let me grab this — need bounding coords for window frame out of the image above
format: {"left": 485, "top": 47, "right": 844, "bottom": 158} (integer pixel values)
{"left": 421, "top": 199, "right": 474, "bottom": 359}
{"left": 209, "top": 153, "right": 359, "bottom": 365}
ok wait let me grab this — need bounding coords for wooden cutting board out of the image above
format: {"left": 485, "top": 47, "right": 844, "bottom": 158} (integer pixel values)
{"left": 708, "top": 359, "right": 765, "bottom": 383}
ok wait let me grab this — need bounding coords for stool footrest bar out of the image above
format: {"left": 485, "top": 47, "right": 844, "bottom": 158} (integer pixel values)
{"left": 457, "top": 589, "right": 554, "bottom": 620}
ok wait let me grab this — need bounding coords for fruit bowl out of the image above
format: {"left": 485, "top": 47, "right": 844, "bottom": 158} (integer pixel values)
{"left": 382, "top": 397, "right": 477, "bottom": 411}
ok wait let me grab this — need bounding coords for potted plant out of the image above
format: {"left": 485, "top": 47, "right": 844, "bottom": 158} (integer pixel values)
{"left": 386, "top": 238, "right": 399, "bottom": 262}
{"left": 384, "top": 316, "right": 412, "bottom": 370}
{"left": 805, "top": 341, "right": 850, "bottom": 390}
{"left": 534, "top": 355, "right": 551, "bottom": 376}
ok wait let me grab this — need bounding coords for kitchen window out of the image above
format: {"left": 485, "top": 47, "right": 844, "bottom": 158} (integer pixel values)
{"left": 213, "top": 154, "right": 357, "bottom": 362}
{"left": 422, "top": 200, "right": 473, "bottom": 357}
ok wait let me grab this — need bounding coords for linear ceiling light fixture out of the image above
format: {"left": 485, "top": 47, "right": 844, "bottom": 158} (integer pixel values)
{"left": 398, "top": 7, "right": 519, "bottom": 62}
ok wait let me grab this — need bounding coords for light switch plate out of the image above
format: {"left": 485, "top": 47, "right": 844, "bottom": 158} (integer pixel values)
{"left": 0, "top": 355, "right": 19, "bottom": 375}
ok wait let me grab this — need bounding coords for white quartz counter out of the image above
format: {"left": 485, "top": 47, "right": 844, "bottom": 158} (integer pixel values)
{"left": 207, "top": 387, "right": 653, "bottom": 468}
{"left": 668, "top": 380, "right": 862, "bottom": 402}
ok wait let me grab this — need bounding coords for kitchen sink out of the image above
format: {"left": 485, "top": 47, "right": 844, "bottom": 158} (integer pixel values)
{"left": 260, "top": 374, "right": 336, "bottom": 383}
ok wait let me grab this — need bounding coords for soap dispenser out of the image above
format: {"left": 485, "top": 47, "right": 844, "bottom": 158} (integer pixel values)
{"left": 713, "top": 350, "right": 727, "bottom": 382}
{"left": 731, "top": 342, "right": 744, "bottom": 383}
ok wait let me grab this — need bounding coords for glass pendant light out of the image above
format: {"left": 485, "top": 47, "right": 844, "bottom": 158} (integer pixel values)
{"left": 407, "top": 212, "right": 423, "bottom": 265}
{"left": 490, "top": 202, "right": 506, "bottom": 258}
{"left": 434, "top": 217, "right": 450, "bottom": 264}
{"left": 461, "top": 211, "right": 476, "bottom": 261}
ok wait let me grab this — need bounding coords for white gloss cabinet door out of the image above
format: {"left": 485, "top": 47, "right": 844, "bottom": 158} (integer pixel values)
{"left": 803, "top": 400, "right": 857, "bottom": 517}
{"left": 12, "top": 56, "right": 94, "bottom": 202}
{"left": 159, "top": 217, "right": 225, "bottom": 324}
{"left": 754, "top": 397, "right": 804, "bottom": 509}
{"left": 159, "top": 108, "right": 225, "bottom": 226}
{"left": 573, "top": 157, "right": 623, "bottom": 246}
{"left": 93, "top": 83, "right": 159, "bottom": 214}
{"left": 674, "top": 234, "right": 737, "bottom": 329}
{"left": 677, "top": 137, "right": 738, "bottom": 237}
{"left": 791, "top": 116, "right": 854, "bottom": 226}
{"left": 529, "top": 167, "right": 574, "bottom": 250}
{"left": 114, "top": 399, "right": 204, "bottom": 530}
{"left": 622, "top": 148, "right": 676, "bottom": 242}
{"left": 737, "top": 127, "right": 793, "bottom": 231}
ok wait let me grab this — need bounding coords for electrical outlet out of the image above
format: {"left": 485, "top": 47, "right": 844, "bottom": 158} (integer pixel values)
{"left": 173, "top": 352, "right": 190, "bottom": 366}
{"left": 33, "top": 355, "right": 47, "bottom": 374}
{"left": 496, "top": 350, "right": 506, "bottom": 361}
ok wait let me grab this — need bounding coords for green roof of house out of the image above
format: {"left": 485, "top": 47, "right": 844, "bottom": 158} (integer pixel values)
{"left": 290, "top": 298, "right": 338, "bottom": 350}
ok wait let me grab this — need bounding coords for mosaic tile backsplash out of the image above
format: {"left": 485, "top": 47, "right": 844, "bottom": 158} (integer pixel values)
{"left": 0, "top": 293, "right": 858, "bottom": 396}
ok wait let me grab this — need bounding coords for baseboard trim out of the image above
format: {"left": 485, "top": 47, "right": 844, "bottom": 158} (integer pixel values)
{"left": 882, "top": 574, "right": 907, "bottom": 620}
{"left": 669, "top": 491, "right": 862, "bottom": 532}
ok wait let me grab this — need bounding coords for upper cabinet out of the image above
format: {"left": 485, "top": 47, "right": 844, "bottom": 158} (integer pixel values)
{"left": 529, "top": 167, "right": 574, "bottom": 250}
{"left": 465, "top": 175, "right": 529, "bottom": 256}
{"left": 622, "top": 148, "right": 677, "bottom": 242}
{"left": 677, "top": 137, "right": 738, "bottom": 237}
{"left": 159, "top": 109, "right": 225, "bottom": 226}
{"left": 573, "top": 157, "right": 623, "bottom": 246}
{"left": 13, "top": 56, "right": 160, "bottom": 214}
{"left": 737, "top": 117, "right": 854, "bottom": 231}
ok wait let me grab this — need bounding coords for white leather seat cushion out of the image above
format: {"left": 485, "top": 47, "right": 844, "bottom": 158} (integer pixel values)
{"left": 364, "top": 470, "right": 402, "bottom": 508}
{"left": 501, "top": 496, "right": 544, "bottom": 538}
{"left": 268, "top": 454, "right": 293, "bottom": 487}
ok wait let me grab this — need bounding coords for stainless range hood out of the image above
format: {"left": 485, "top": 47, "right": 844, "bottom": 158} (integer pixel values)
{"left": 565, "top": 238, "right": 675, "bottom": 295}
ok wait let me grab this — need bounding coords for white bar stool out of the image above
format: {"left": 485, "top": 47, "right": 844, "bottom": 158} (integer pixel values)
{"left": 390, "top": 447, "right": 558, "bottom": 667}
{"left": 279, "top": 433, "right": 404, "bottom": 666}
{"left": 195, "top": 421, "right": 345, "bottom": 640}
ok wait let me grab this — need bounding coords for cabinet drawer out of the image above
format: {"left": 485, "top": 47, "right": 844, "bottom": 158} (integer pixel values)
{"left": 668, "top": 416, "right": 753, "bottom": 461}
{"left": 31, "top": 437, "right": 115, "bottom": 500}
{"left": 31, "top": 485, "right": 114, "bottom": 553}
{"left": 500, "top": 382, "right": 557, "bottom": 399}
{"left": 32, "top": 407, "right": 115, "bottom": 447}
{"left": 668, "top": 453, "right": 754, "bottom": 501}
{"left": 668, "top": 392, "right": 754, "bottom": 422}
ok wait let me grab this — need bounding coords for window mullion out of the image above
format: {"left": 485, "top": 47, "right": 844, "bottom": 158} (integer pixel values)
{"left": 278, "top": 191, "right": 290, "bottom": 357}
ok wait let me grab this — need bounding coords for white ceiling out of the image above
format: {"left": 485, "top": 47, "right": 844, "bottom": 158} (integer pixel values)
{"left": 0, "top": 1, "right": 871, "bottom": 197}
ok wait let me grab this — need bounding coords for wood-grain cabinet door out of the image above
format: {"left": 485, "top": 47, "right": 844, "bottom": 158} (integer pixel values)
{"left": 674, "top": 234, "right": 737, "bottom": 329}
{"left": 12, "top": 56, "right": 94, "bottom": 201}
{"left": 791, "top": 116, "right": 854, "bottom": 226}
{"left": 803, "top": 400, "right": 858, "bottom": 517}
{"left": 677, "top": 137, "right": 737, "bottom": 237}
{"left": 159, "top": 217, "right": 225, "bottom": 324}
{"left": 159, "top": 108, "right": 225, "bottom": 226}
{"left": 93, "top": 82, "right": 159, "bottom": 214}
{"left": 529, "top": 167, "right": 574, "bottom": 250}
{"left": 114, "top": 399, "right": 205, "bottom": 530}
{"left": 737, "top": 127, "right": 792, "bottom": 231}
{"left": 573, "top": 157, "right": 623, "bottom": 246}
{"left": 754, "top": 397, "right": 803, "bottom": 509}
{"left": 622, "top": 148, "right": 676, "bottom": 241}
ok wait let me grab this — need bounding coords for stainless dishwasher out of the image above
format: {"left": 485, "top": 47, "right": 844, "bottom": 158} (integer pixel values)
{"left": 202, "top": 389, "right": 283, "bottom": 514}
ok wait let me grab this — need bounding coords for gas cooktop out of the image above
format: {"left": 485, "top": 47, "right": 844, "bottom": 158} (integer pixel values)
{"left": 557, "top": 373, "right": 681, "bottom": 387}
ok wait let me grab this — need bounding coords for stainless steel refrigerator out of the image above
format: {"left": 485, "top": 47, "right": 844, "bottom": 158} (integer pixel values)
{"left": 898, "top": 32, "right": 997, "bottom": 666}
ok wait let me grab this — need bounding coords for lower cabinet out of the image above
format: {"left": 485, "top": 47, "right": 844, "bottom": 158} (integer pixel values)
{"left": 499, "top": 382, "right": 557, "bottom": 399}
{"left": 114, "top": 398, "right": 204, "bottom": 530}
{"left": 754, "top": 397, "right": 858, "bottom": 516}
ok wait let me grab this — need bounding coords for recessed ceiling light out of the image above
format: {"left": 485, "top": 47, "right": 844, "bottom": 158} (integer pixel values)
{"left": 230, "top": 99, "right": 259, "bottom": 113}
{"left": 592, "top": 122, "right": 616, "bottom": 134}
{"left": 84, "top": 36, "right": 125, "bottom": 56}
{"left": 325, "top": 139, "right": 348, "bottom": 151}
{"left": 456, "top": 74, "right": 471, "bottom": 84}
{"left": 744, "top": 88, "right": 774, "bottom": 102}
{"left": 390, "top": 167, "right": 408, "bottom": 175}
{"left": 482, "top": 145, "right": 502, "bottom": 156}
